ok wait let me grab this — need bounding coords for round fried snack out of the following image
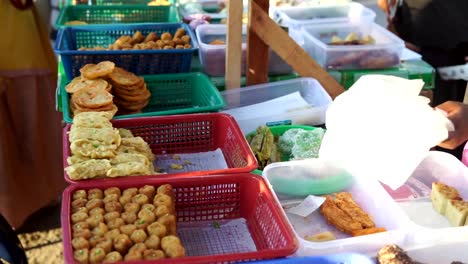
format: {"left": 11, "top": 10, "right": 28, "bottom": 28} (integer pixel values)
{"left": 72, "top": 100, "right": 114, "bottom": 112}
{"left": 115, "top": 88, "right": 151, "bottom": 103}
{"left": 80, "top": 61, "right": 116, "bottom": 80}
{"left": 72, "top": 87, "right": 113, "bottom": 109}
{"left": 114, "top": 98, "right": 149, "bottom": 111}
{"left": 108, "top": 67, "right": 141, "bottom": 87}
{"left": 66, "top": 77, "right": 109, "bottom": 94}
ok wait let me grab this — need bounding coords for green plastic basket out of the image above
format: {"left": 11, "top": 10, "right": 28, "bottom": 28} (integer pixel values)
{"left": 59, "top": 72, "right": 226, "bottom": 123}
{"left": 64, "top": 0, "right": 173, "bottom": 6}
{"left": 246, "top": 125, "right": 318, "bottom": 175}
{"left": 55, "top": 5, "right": 179, "bottom": 27}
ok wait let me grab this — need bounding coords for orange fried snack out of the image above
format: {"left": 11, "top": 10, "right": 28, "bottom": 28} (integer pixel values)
{"left": 334, "top": 192, "right": 375, "bottom": 228}
{"left": 351, "top": 227, "right": 386, "bottom": 237}
{"left": 320, "top": 196, "right": 363, "bottom": 234}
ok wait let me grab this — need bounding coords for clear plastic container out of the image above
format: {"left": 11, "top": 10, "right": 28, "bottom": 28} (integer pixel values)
{"left": 273, "top": 2, "right": 376, "bottom": 44}
{"left": 300, "top": 22, "right": 404, "bottom": 70}
{"left": 261, "top": 159, "right": 412, "bottom": 256}
{"left": 195, "top": 24, "right": 293, "bottom": 76}
{"left": 221, "top": 78, "right": 332, "bottom": 134}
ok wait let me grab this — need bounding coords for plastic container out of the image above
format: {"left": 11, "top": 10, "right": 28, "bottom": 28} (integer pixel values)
{"left": 61, "top": 173, "right": 299, "bottom": 264}
{"left": 195, "top": 24, "right": 292, "bottom": 76}
{"left": 300, "top": 22, "right": 404, "bottom": 70}
{"left": 64, "top": 0, "right": 173, "bottom": 5}
{"left": 403, "top": 240, "right": 468, "bottom": 263}
{"left": 273, "top": 2, "right": 376, "bottom": 43}
{"left": 62, "top": 113, "right": 257, "bottom": 184}
{"left": 59, "top": 72, "right": 226, "bottom": 123}
{"left": 221, "top": 78, "right": 332, "bottom": 134}
{"left": 56, "top": 5, "right": 179, "bottom": 27}
{"left": 245, "top": 125, "right": 318, "bottom": 175}
{"left": 243, "top": 253, "right": 374, "bottom": 263}
{"left": 262, "top": 159, "right": 412, "bottom": 256}
{"left": 54, "top": 23, "right": 197, "bottom": 80}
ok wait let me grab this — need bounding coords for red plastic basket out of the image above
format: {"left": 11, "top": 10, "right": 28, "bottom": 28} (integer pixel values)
{"left": 61, "top": 173, "right": 299, "bottom": 263}
{"left": 63, "top": 113, "right": 257, "bottom": 184}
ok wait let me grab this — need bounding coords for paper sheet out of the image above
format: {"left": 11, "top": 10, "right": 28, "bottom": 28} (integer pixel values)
{"left": 154, "top": 148, "right": 228, "bottom": 173}
{"left": 222, "top": 91, "right": 311, "bottom": 121}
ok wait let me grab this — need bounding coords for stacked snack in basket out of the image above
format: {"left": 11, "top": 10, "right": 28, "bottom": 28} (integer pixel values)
{"left": 65, "top": 112, "right": 158, "bottom": 180}
{"left": 66, "top": 61, "right": 152, "bottom": 117}
{"left": 70, "top": 184, "right": 185, "bottom": 263}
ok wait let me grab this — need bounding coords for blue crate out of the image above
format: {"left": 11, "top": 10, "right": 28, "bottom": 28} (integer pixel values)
{"left": 54, "top": 23, "right": 198, "bottom": 80}
{"left": 244, "top": 253, "right": 375, "bottom": 264}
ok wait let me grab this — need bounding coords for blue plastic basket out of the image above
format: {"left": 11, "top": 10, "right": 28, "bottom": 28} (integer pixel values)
{"left": 243, "top": 253, "right": 374, "bottom": 264}
{"left": 54, "top": 23, "right": 197, "bottom": 80}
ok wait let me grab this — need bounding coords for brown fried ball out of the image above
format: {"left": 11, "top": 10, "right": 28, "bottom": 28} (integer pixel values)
{"left": 144, "top": 234, "right": 160, "bottom": 250}
{"left": 72, "top": 237, "right": 90, "bottom": 250}
{"left": 113, "top": 234, "right": 132, "bottom": 255}
{"left": 89, "top": 235, "right": 104, "bottom": 248}
{"left": 164, "top": 243, "right": 186, "bottom": 258}
{"left": 86, "top": 199, "right": 104, "bottom": 211}
{"left": 121, "top": 211, "right": 137, "bottom": 224}
{"left": 131, "top": 194, "right": 149, "bottom": 206}
{"left": 73, "top": 229, "right": 92, "bottom": 240}
{"left": 72, "top": 198, "right": 88, "bottom": 210}
{"left": 88, "top": 189, "right": 104, "bottom": 200}
{"left": 72, "top": 206, "right": 88, "bottom": 214}
{"left": 89, "top": 247, "right": 106, "bottom": 264}
{"left": 129, "top": 242, "right": 147, "bottom": 253}
{"left": 153, "top": 194, "right": 172, "bottom": 208}
{"left": 107, "top": 218, "right": 125, "bottom": 230}
{"left": 89, "top": 207, "right": 105, "bottom": 216}
{"left": 86, "top": 213, "right": 104, "bottom": 228}
{"left": 139, "top": 185, "right": 156, "bottom": 200}
{"left": 92, "top": 222, "right": 108, "bottom": 237}
{"left": 174, "top": 28, "right": 186, "bottom": 39}
{"left": 155, "top": 205, "right": 171, "bottom": 217}
{"left": 103, "top": 251, "right": 123, "bottom": 263}
{"left": 105, "top": 201, "right": 122, "bottom": 213}
{"left": 144, "top": 32, "right": 158, "bottom": 43}
{"left": 122, "top": 188, "right": 138, "bottom": 197}
{"left": 73, "top": 248, "right": 89, "bottom": 264}
{"left": 157, "top": 214, "right": 176, "bottom": 235}
{"left": 138, "top": 209, "right": 156, "bottom": 223}
{"left": 130, "top": 229, "right": 148, "bottom": 244}
{"left": 181, "top": 35, "right": 191, "bottom": 45}
{"left": 119, "top": 224, "right": 137, "bottom": 236}
{"left": 71, "top": 212, "right": 88, "bottom": 224}
{"left": 157, "top": 184, "right": 173, "bottom": 196}
{"left": 119, "top": 195, "right": 132, "bottom": 206}
{"left": 104, "top": 187, "right": 121, "bottom": 198}
{"left": 103, "top": 194, "right": 119, "bottom": 204}
{"left": 104, "top": 228, "right": 121, "bottom": 241}
{"left": 96, "top": 238, "right": 113, "bottom": 253}
{"left": 124, "top": 203, "right": 140, "bottom": 213}
{"left": 146, "top": 222, "right": 167, "bottom": 238}
{"left": 124, "top": 250, "right": 143, "bottom": 261}
{"left": 134, "top": 218, "right": 149, "bottom": 230}
{"left": 141, "top": 204, "right": 155, "bottom": 213}
{"left": 143, "top": 249, "right": 165, "bottom": 260}
{"left": 104, "top": 212, "right": 120, "bottom": 223}
{"left": 160, "top": 32, "right": 172, "bottom": 41}
{"left": 72, "top": 221, "right": 89, "bottom": 232}
{"left": 73, "top": 190, "right": 87, "bottom": 201}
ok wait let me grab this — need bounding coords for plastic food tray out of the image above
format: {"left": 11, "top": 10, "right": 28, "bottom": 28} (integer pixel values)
{"left": 195, "top": 24, "right": 292, "bottom": 76}
{"left": 221, "top": 78, "right": 332, "bottom": 134}
{"left": 59, "top": 72, "right": 226, "bottom": 123}
{"left": 54, "top": 23, "right": 197, "bottom": 80}
{"left": 273, "top": 2, "right": 375, "bottom": 43}
{"left": 56, "top": 5, "right": 179, "bottom": 28}
{"left": 262, "top": 159, "right": 412, "bottom": 256}
{"left": 300, "top": 22, "right": 404, "bottom": 70}
{"left": 62, "top": 113, "right": 257, "bottom": 184}
{"left": 61, "top": 173, "right": 299, "bottom": 263}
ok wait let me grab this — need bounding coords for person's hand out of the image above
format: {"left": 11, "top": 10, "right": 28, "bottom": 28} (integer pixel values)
{"left": 436, "top": 101, "right": 468, "bottom": 149}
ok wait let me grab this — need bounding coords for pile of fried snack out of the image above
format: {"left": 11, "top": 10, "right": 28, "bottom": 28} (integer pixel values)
{"left": 78, "top": 29, "right": 192, "bottom": 51}
{"left": 431, "top": 182, "right": 468, "bottom": 227}
{"left": 65, "top": 112, "right": 157, "bottom": 180}
{"left": 71, "top": 184, "right": 186, "bottom": 263}
{"left": 66, "top": 61, "right": 151, "bottom": 116}
{"left": 320, "top": 192, "right": 386, "bottom": 237}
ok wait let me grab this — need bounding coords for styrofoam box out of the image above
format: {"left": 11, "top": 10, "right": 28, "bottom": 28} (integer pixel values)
{"left": 273, "top": 2, "right": 376, "bottom": 44}
{"left": 221, "top": 78, "right": 332, "bottom": 134}
{"left": 261, "top": 159, "right": 413, "bottom": 256}
{"left": 195, "top": 24, "right": 293, "bottom": 76}
{"left": 300, "top": 22, "right": 404, "bottom": 70}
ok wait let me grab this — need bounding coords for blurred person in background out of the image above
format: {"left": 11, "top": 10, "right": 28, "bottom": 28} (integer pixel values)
{"left": 378, "top": 0, "right": 468, "bottom": 159}
{"left": 436, "top": 101, "right": 468, "bottom": 150}
{"left": 0, "top": 0, "right": 66, "bottom": 228}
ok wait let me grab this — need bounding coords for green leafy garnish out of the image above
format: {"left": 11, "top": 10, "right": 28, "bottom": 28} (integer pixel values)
{"left": 212, "top": 221, "right": 220, "bottom": 229}
{"left": 92, "top": 143, "right": 99, "bottom": 148}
